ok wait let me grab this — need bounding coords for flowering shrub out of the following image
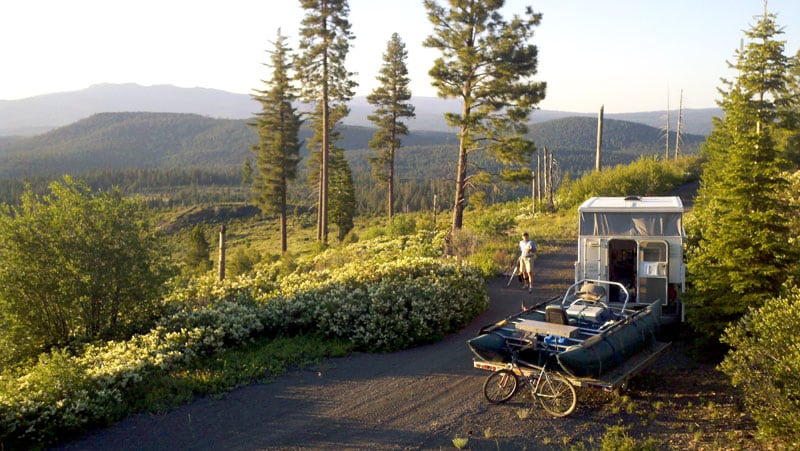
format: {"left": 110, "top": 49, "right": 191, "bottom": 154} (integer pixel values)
{"left": 0, "top": 301, "right": 265, "bottom": 446}
{"left": 0, "top": 231, "right": 488, "bottom": 447}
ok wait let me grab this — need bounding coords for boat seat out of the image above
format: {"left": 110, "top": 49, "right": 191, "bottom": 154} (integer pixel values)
{"left": 545, "top": 305, "right": 576, "bottom": 325}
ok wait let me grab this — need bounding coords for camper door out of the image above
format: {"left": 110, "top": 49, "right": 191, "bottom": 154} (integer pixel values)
{"left": 637, "top": 240, "right": 669, "bottom": 305}
{"left": 581, "top": 238, "right": 608, "bottom": 281}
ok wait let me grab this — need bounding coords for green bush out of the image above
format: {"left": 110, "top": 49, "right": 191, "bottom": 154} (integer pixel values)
{"left": 719, "top": 288, "right": 800, "bottom": 448}
{"left": 472, "top": 211, "right": 515, "bottom": 237}
{"left": 390, "top": 214, "right": 417, "bottom": 236}
{"left": 556, "top": 156, "right": 692, "bottom": 209}
{"left": 0, "top": 177, "right": 175, "bottom": 365}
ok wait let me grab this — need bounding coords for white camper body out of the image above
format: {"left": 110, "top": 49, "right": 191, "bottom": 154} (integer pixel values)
{"left": 575, "top": 196, "right": 685, "bottom": 323}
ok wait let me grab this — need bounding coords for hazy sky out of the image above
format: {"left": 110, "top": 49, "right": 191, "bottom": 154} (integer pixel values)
{"left": 2, "top": 0, "right": 798, "bottom": 113}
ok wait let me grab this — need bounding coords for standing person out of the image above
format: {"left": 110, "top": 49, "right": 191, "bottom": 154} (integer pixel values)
{"left": 519, "top": 232, "right": 537, "bottom": 293}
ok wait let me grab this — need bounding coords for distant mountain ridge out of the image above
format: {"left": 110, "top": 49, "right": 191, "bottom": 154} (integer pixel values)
{"left": 0, "top": 111, "right": 704, "bottom": 181}
{"left": 0, "top": 83, "right": 720, "bottom": 136}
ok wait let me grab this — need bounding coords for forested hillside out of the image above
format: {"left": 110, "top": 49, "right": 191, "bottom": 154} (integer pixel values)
{"left": 529, "top": 117, "right": 704, "bottom": 170}
{"left": 0, "top": 112, "right": 703, "bottom": 212}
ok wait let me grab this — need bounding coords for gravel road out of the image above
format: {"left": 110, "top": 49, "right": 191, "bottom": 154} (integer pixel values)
{"left": 57, "top": 241, "right": 759, "bottom": 450}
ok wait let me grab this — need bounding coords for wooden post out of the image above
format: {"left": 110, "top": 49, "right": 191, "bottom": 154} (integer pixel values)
{"left": 218, "top": 224, "right": 226, "bottom": 281}
{"left": 531, "top": 170, "right": 536, "bottom": 214}
{"left": 596, "top": 105, "right": 604, "bottom": 171}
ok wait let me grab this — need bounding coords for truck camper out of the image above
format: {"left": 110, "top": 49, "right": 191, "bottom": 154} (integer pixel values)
{"left": 575, "top": 195, "right": 685, "bottom": 323}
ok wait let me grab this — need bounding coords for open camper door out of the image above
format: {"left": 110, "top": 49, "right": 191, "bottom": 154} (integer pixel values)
{"left": 580, "top": 238, "right": 608, "bottom": 281}
{"left": 637, "top": 240, "right": 669, "bottom": 305}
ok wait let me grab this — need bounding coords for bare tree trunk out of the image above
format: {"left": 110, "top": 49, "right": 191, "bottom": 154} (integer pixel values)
{"left": 542, "top": 146, "right": 549, "bottom": 201}
{"left": 280, "top": 212, "right": 287, "bottom": 254}
{"left": 388, "top": 125, "right": 395, "bottom": 220}
{"left": 537, "top": 152, "right": 542, "bottom": 204}
{"left": 318, "top": 7, "right": 330, "bottom": 243}
{"left": 452, "top": 129, "right": 468, "bottom": 230}
{"left": 433, "top": 193, "right": 438, "bottom": 229}
{"left": 665, "top": 91, "right": 670, "bottom": 160}
{"left": 218, "top": 224, "right": 226, "bottom": 281}
{"left": 451, "top": 92, "right": 470, "bottom": 230}
{"left": 596, "top": 105, "right": 604, "bottom": 171}
{"left": 548, "top": 151, "right": 555, "bottom": 212}
{"left": 674, "top": 89, "right": 683, "bottom": 159}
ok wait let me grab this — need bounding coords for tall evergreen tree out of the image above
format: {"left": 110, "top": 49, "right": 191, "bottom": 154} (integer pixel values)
{"left": 303, "top": 102, "right": 354, "bottom": 241}
{"left": 367, "top": 33, "right": 416, "bottom": 221}
{"left": 185, "top": 225, "right": 212, "bottom": 273}
{"left": 329, "top": 146, "right": 356, "bottom": 241}
{"left": 685, "top": 6, "right": 799, "bottom": 343}
{"left": 295, "top": 0, "right": 357, "bottom": 242}
{"left": 423, "top": 0, "right": 546, "bottom": 230}
{"left": 250, "top": 30, "right": 302, "bottom": 254}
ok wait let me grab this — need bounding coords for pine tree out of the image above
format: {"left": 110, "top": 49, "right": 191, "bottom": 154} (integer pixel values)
{"left": 423, "top": 0, "right": 546, "bottom": 230}
{"left": 367, "top": 33, "right": 416, "bottom": 221}
{"left": 329, "top": 147, "right": 356, "bottom": 241}
{"left": 250, "top": 30, "right": 302, "bottom": 254}
{"left": 186, "top": 225, "right": 212, "bottom": 273}
{"left": 295, "top": 0, "right": 357, "bottom": 242}
{"left": 241, "top": 155, "right": 253, "bottom": 186}
{"left": 685, "top": 6, "right": 799, "bottom": 343}
{"left": 304, "top": 102, "right": 354, "bottom": 241}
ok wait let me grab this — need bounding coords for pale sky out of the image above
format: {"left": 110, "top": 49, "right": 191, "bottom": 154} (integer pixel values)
{"left": 1, "top": 0, "right": 798, "bottom": 113}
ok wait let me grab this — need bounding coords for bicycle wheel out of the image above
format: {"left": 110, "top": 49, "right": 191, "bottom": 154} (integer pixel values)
{"left": 483, "top": 369, "right": 518, "bottom": 403}
{"left": 536, "top": 372, "right": 577, "bottom": 417}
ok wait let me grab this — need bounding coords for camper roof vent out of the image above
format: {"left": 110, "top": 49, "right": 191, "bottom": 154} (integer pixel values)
{"left": 623, "top": 195, "right": 641, "bottom": 202}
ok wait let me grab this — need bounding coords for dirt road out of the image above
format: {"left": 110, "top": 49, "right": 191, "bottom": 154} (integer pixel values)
{"left": 57, "top": 243, "right": 758, "bottom": 450}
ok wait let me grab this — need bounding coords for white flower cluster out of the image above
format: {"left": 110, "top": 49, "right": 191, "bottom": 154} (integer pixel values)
{"left": 0, "top": 231, "right": 487, "bottom": 447}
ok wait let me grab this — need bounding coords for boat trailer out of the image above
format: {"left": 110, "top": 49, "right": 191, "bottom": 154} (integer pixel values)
{"left": 473, "top": 340, "right": 671, "bottom": 393}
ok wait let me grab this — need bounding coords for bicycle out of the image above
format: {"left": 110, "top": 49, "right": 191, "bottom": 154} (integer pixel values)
{"left": 482, "top": 350, "right": 577, "bottom": 417}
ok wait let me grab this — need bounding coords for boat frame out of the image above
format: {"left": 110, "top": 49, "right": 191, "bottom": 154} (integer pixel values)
{"left": 472, "top": 279, "right": 671, "bottom": 392}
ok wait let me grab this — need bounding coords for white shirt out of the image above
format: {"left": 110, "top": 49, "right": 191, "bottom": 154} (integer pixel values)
{"left": 519, "top": 238, "right": 536, "bottom": 257}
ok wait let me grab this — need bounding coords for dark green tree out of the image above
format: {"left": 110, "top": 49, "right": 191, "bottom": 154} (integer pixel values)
{"left": 423, "top": 0, "right": 546, "bottom": 230}
{"left": 242, "top": 155, "right": 253, "bottom": 186}
{"left": 0, "top": 177, "right": 174, "bottom": 364}
{"left": 295, "top": 0, "right": 357, "bottom": 242}
{"left": 329, "top": 146, "right": 356, "bottom": 240}
{"left": 685, "top": 6, "right": 798, "bottom": 343}
{"left": 185, "top": 225, "right": 212, "bottom": 273}
{"left": 250, "top": 30, "right": 302, "bottom": 254}
{"left": 367, "top": 33, "right": 416, "bottom": 221}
